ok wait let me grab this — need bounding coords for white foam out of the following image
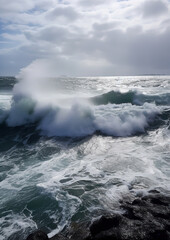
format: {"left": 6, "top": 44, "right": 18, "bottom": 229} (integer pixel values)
{"left": 5, "top": 91, "right": 161, "bottom": 138}
{"left": 0, "top": 211, "right": 37, "bottom": 240}
{"left": 38, "top": 103, "right": 95, "bottom": 137}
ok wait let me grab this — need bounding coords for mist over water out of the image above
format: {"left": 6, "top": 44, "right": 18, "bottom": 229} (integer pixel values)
{"left": 0, "top": 74, "right": 170, "bottom": 239}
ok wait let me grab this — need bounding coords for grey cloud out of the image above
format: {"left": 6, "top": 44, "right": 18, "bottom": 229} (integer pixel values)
{"left": 46, "top": 6, "right": 79, "bottom": 21}
{"left": 101, "top": 27, "right": 170, "bottom": 74}
{"left": 161, "top": 18, "right": 170, "bottom": 28}
{"left": 0, "top": 0, "right": 33, "bottom": 14}
{"left": 59, "top": 25, "right": 170, "bottom": 75}
{"left": 93, "top": 22, "right": 120, "bottom": 32}
{"left": 39, "top": 26, "right": 68, "bottom": 43}
{"left": 141, "top": 0, "right": 168, "bottom": 18}
{"left": 24, "top": 26, "right": 71, "bottom": 44}
{"left": 78, "top": 0, "right": 111, "bottom": 7}
{"left": 79, "top": 0, "right": 103, "bottom": 6}
{"left": 2, "top": 25, "right": 170, "bottom": 76}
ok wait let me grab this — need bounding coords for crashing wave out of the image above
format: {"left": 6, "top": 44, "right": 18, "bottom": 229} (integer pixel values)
{"left": 0, "top": 94, "right": 163, "bottom": 137}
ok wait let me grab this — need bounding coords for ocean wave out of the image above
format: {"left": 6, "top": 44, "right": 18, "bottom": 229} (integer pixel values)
{"left": 0, "top": 94, "right": 165, "bottom": 137}
{"left": 91, "top": 90, "right": 135, "bottom": 105}
{"left": 0, "top": 77, "right": 16, "bottom": 90}
{"left": 91, "top": 90, "right": 170, "bottom": 106}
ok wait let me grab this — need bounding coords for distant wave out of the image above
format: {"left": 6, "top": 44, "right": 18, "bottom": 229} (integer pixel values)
{"left": 0, "top": 77, "right": 16, "bottom": 90}
{"left": 91, "top": 90, "right": 135, "bottom": 105}
{"left": 91, "top": 90, "right": 170, "bottom": 106}
{"left": 0, "top": 94, "right": 167, "bottom": 138}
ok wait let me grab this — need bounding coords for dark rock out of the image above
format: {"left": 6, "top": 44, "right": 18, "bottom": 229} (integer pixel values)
{"left": 66, "top": 222, "right": 90, "bottom": 240}
{"left": 150, "top": 197, "right": 169, "bottom": 206}
{"left": 26, "top": 191, "right": 170, "bottom": 240}
{"left": 90, "top": 215, "right": 120, "bottom": 236}
{"left": 87, "top": 192, "right": 170, "bottom": 240}
{"left": 122, "top": 205, "right": 143, "bottom": 220}
{"left": 50, "top": 233, "right": 67, "bottom": 240}
{"left": 152, "top": 212, "right": 170, "bottom": 220}
{"left": 149, "top": 229, "right": 169, "bottom": 240}
{"left": 166, "top": 224, "right": 170, "bottom": 232}
{"left": 26, "top": 230, "right": 49, "bottom": 240}
{"left": 89, "top": 228, "right": 121, "bottom": 240}
{"left": 132, "top": 199, "right": 142, "bottom": 205}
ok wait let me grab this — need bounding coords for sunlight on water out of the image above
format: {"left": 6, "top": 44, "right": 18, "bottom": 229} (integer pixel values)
{"left": 0, "top": 75, "right": 169, "bottom": 239}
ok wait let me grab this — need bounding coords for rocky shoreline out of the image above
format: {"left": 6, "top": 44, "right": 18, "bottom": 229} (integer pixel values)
{"left": 26, "top": 190, "right": 170, "bottom": 240}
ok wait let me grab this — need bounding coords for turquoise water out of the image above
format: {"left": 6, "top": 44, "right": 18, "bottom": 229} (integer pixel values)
{"left": 0, "top": 76, "right": 169, "bottom": 239}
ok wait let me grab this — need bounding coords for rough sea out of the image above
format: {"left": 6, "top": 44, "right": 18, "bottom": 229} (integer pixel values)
{"left": 0, "top": 76, "right": 169, "bottom": 240}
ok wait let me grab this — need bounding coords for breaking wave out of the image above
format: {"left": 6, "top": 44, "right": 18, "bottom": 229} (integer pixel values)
{"left": 0, "top": 94, "right": 166, "bottom": 138}
{"left": 0, "top": 75, "right": 169, "bottom": 139}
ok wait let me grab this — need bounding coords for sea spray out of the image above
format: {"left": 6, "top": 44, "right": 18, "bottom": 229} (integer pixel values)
{"left": 1, "top": 65, "right": 163, "bottom": 137}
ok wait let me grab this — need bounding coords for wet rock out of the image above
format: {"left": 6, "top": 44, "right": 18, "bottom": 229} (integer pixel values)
{"left": 50, "top": 233, "right": 67, "bottom": 240}
{"left": 86, "top": 192, "right": 170, "bottom": 240}
{"left": 150, "top": 197, "right": 169, "bottom": 206}
{"left": 90, "top": 215, "right": 120, "bottom": 236}
{"left": 26, "top": 191, "right": 170, "bottom": 240}
{"left": 122, "top": 205, "right": 143, "bottom": 220}
{"left": 149, "top": 229, "right": 169, "bottom": 240}
{"left": 166, "top": 224, "right": 170, "bottom": 232}
{"left": 26, "top": 230, "right": 49, "bottom": 240}
{"left": 132, "top": 199, "right": 143, "bottom": 205}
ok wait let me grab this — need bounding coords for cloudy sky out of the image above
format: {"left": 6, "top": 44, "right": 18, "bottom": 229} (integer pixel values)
{"left": 0, "top": 0, "right": 170, "bottom": 76}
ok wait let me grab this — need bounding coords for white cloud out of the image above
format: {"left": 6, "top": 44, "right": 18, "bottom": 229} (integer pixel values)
{"left": 0, "top": 0, "right": 170, "bottom": 76}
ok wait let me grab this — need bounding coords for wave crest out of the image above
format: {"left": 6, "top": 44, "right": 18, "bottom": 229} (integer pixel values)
{"left": 0, "top": 94, "right": 162, "bottom": 137}
{"left": 91, "top": 90, "right": 135, "bottom": 105}
{"left": 91, "top": 90, "right": 170, "bottom": 106}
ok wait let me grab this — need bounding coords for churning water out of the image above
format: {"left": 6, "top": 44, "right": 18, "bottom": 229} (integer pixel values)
{"left": 0, "top": 76, "right": 169, "bottom": 239}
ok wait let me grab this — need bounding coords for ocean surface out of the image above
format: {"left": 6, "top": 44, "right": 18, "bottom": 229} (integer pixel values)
{"left": 0, "top": 76, "right": 169, "bottom": 239}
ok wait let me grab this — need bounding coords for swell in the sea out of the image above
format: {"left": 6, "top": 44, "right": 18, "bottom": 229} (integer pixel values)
{"left": 91, "top": 90, "right": 170, "bottom": 106}
{"left": 0, "top": 89, "right": 169, "bottom": 139}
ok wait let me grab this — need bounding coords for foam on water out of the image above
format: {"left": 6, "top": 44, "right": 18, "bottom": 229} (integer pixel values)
{"left": 0, "top": 211, "right": 37, "bottom": 240}
{"left": 0, "top": 75, "right": 170, "bottom": 239}
{"left": 0, "top": 130, "right": 169, "bottom": 239}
